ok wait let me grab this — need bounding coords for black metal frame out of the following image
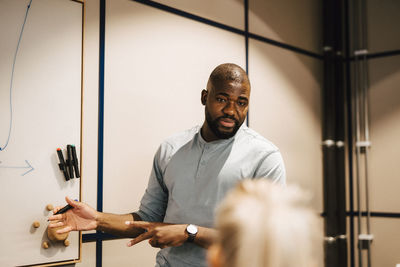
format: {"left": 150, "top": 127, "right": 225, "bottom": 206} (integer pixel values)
{"left": 322, "top": 0, "right": 348, "bottom": 266}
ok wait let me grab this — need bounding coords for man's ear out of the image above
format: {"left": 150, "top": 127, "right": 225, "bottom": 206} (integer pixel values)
{"left": 207, "top": 244, "right": 224, "bottom": 267}
{"left": 201, "top": 89, "right": 208, "bottom": 105}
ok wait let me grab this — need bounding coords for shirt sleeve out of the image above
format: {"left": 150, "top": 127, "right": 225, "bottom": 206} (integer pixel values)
{"left": 136, "top": 145, "right": 169, "bottom": 222}
{"left": 254, "top": 150, "right": 286, "bottom": 185}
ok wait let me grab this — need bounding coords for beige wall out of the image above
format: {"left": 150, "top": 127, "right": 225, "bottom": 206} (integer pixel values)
{"left": 249, "top": 0, "right": 322, "bottom": 53}
{"left": 77, "top": 0, "right": 323, "bottom": 265}
{"left": 154, "top": 0, "right": 245, "bottom": 30}
{"left": 103, "top": 0, "right": 245, "bottom": 214}
{"left": 369, "top": 55, "right": 400, "bottom": 213}
{"left": 367, "top": 0, "right": 400, "bottom": 53}
{"left": 350, "top": 218, "right": 400, "bottom": 267}
{"left": 249, "top": 39, "right": 323, "bottom": 212}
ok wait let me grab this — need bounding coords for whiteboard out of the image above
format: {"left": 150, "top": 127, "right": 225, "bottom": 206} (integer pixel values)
{"left": 0, "top": 0, "right": 83, "bottom": 266}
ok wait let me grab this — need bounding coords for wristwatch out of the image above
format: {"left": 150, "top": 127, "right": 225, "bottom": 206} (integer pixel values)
{"left": 186, "top": 224, "right": 198, "bottom": 242}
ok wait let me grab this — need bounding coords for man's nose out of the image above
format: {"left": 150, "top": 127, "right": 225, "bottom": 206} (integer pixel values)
{"left": 222, "top": 101, "right": 235, "bottom": 116}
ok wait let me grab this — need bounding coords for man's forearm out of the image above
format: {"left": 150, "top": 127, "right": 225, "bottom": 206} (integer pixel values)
{"left": 96, "top": 212, "right": 145, "bottom": 237}
{"left": 193, "top": 226, "right": 217, "bottom": 249}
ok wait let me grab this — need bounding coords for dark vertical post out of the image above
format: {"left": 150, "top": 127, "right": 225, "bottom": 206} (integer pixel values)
{"left": 244, "top": 0, "right": 249, "bottom": 127}
{"left": 322, "top": 0, "right": 348, "bottom": 266}
{"left": 97, "top": 0, "right": 106, "bottom": 266}
{"left": 334, "top": 1, "right": 348, "bottom": 264}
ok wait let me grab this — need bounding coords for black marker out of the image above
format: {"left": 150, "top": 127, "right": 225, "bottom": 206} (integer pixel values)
{"left": 67, "top": 145, "right": 74, "bottom": 178}
{"left": 53, "top": 203, "right": 74, "bottom": 215}
{"left": 56, "top": 148, "right": 69, "bottom": 180}
{"left": 71, "top": 145, "right": 80, "bottom": 178}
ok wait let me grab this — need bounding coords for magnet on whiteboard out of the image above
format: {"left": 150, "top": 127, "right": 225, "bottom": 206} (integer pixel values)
{"left": 64, "top": 239, "right": 70, "bottom": 247}
{"left": 42, "top": 241, "right": 49, "bottom": 249}
{"left": 46, "top": 204, "right": 54, "bottom": 211}
{"left": 32, "top": 221, "right": 40, "bottom": 228}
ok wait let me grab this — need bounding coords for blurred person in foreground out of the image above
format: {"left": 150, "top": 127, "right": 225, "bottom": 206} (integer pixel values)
{"left": 208, "top": 179, "right": 322, "bottom": 267}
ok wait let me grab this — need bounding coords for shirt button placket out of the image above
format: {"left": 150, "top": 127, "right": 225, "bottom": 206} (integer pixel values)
{"left": 196, "top": 145, "right": 207, "bottom": 178}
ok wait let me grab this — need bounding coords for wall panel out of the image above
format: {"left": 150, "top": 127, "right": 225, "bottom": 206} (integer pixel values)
{"left": 103, "top": 239, "right": 158, "bottom": 267}
{"left": 369, "top": 218, "right": 400, "bottom": 267}
{"left": 351, "top": 217, "right": 400, "bottom": 267}
{"left": 104, "top": 0, "right": 245, "bottom": 212}
{"left": 367, "top": 0, "right": 400, "bottom": 53}
{"left": 249, "top": 39, "right": 323, "bottom": 212}
{"left": 153, "top": 0, "right": 244, "bottom": 30}
{"left": 76, "top": 242, "right": 96, "bottom": 267}
{"left": 368, "top": 55, "right": 400, "bottom": 213}
{"left": 249, "top": 0, "right": 322, "bottom": 54}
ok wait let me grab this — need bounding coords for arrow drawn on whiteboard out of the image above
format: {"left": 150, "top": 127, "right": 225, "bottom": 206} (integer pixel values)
{"left": 0, "top": 0, "right": 33, "bottom": 151}
{"left": 0, "top": 160, "right": 34, "bottom": 176}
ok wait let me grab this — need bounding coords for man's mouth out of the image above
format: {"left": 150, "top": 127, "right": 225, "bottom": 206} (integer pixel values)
{"left": 219, "top": 118, "right": 236, "bottom": 128}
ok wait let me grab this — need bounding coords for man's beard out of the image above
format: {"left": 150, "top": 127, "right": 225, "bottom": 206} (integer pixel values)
{"left": 205, "top": 110, "right": 242, "bottom": 139}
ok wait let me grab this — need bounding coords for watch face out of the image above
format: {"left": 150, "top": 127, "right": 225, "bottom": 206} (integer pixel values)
{"left": 187, "top": 224, "right": 198, "bottom": 235}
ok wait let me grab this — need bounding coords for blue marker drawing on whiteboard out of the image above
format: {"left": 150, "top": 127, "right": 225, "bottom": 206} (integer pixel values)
{"left": 0, "top": 0, "right": 33, "bottom": 151}
{"left": 0, "top": 160, "right": 34, "bottom": 176}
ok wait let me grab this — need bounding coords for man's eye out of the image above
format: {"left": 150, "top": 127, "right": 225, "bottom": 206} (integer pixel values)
{"left": 238, "top": 101, "right": 247, "bottom": 107}
{"left": 217, "top": 98, "right": 226, "bottom": 103}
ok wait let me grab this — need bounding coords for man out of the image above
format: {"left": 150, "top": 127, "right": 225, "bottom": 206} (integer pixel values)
{"left": 49, "top": 63, "right": 286, "bottom": 267}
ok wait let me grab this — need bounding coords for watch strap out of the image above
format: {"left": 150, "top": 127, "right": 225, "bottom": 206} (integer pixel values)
{"left": 187, "top": 232, "right": 196, "bottom": 242}
{"left": 186, "top": 224, "right": 198, "bottom": 242}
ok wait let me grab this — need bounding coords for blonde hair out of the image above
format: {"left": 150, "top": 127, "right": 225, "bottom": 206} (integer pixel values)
{"left": 214, "top": 179, "right": 322, "bottom": 267}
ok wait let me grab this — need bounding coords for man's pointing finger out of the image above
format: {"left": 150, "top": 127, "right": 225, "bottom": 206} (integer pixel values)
{"left": 126, "top": 231, "right": 153, "bottom": 247}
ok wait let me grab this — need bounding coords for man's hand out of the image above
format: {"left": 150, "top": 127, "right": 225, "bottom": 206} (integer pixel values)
{"left": 48, "top": 197, "right": 99, "bottom": 234}
{"left": 125, "top": 221, "right": 188, "bottom": 249}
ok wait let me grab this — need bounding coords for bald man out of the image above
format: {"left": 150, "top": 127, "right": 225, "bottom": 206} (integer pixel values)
{"left": 49, "top": 63, "right": 286, "bottom": 267}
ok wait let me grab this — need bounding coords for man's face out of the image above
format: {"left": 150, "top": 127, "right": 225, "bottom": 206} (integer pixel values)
{"left": 202, "top": 80, "right": 250, "bottom": 140}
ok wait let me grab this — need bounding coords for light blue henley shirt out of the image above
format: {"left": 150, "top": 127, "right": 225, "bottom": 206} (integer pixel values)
{"left": 136, "top": 125, "right": 286, "bottom": 267}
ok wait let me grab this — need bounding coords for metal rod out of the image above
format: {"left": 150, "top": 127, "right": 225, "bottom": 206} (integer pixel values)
{"left": 354, "top": 1, "right": 363, "bottom": 266}
{"left": 361, "top": 0, "right": 372, "bottom": 265}
{"left": 354, "top": 56, "right": 363, "bottom": 267}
